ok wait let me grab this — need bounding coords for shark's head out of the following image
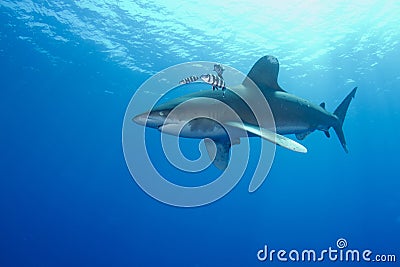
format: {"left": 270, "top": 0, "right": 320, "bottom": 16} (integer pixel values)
{"left": 132, "top": 109, "right": 170, "bottom": 129}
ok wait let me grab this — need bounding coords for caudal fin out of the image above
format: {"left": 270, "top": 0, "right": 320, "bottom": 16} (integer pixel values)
{"left": 333, "top": 87, "right": 357, "bottom": 153}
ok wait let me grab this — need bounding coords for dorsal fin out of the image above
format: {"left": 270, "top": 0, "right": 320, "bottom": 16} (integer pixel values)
{"left": 320, "top": 102, "right": 326, "bottom": 109}
{"left": 242, "top": 55, "right": 285, "bottom": 92}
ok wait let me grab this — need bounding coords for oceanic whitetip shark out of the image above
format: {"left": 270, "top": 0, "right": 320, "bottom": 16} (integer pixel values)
{"left": 133, "top": 55, "right": 357, "bottom": 170}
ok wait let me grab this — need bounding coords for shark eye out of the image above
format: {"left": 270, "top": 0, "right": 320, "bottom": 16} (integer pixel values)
{"left": 159, "top": 111, "right": 164, "bottom": 116}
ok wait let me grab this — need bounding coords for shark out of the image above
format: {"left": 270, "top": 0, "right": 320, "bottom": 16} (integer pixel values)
{"left": 133, "top": 55, "right": 357, "bottom": 170}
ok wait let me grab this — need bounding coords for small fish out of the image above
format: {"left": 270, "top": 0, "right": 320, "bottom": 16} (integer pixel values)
{"left": 200, "top": 74, "right": 226, "bottom": 96}
{"left": 179, "top": 75, "right": 199, "bottom": 84}
{"left": 213, "top": 64, "right": 225, "bottom": 79}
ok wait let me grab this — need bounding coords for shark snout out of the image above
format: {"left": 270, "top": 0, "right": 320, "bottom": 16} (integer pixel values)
{"left": 132, "top": 112, "right": 149, "bottom": 126}
{"left": 133, "top": 110, "right": 167, "bottom": 129}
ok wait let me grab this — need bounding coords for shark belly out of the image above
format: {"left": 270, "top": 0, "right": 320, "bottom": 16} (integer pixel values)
{"left": 275, "top": 123, "right": 312, "bottom": 135}
{"left": 159, "top": 118, "right": 247, "bottom": 140}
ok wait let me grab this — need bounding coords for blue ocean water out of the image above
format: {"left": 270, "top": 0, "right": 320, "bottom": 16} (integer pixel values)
{"left": 1, "top": 1, "right": 399, "bottom": 266}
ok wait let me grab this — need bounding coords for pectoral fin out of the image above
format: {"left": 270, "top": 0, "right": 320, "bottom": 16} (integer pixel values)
{"left": 204, "top": 138, "right": 231, "bottom": 170}
{"left": 158, "top": 124, "right": 179, "bottom": 135}
{"left": 226, "top": 122, "right": 307, "bottom": 153}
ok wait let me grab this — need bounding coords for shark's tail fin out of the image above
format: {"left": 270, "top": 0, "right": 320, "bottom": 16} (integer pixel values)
{"left": 333, "top": 87, "right": 357, "bottom": 153}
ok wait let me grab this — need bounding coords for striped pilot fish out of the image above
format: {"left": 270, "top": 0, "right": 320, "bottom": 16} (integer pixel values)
{"left": 213, "top": 64, "right": 225, "bottom": 79}
{"left": 200, "top": 74, "right": 226, "bottom": 95}
{"left": 179, "top": 75, "right": 199, "bottom": 85}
